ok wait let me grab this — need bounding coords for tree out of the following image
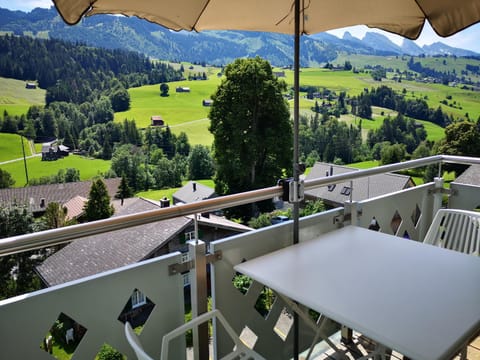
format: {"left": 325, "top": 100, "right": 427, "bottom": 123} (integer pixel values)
{"left": 115, "top": 174, "right": 133, "bottom": 205}
{"left": 110, "top": 88, "right": 130, "bottom": 112}
{"left": 42, "top": 202, "right": 74, "bottom": 229}
{"left": 83, "top": 178, "right": 114, "bottom": 221}
{"left": 209, "top": 57, "right": 292, "bottom": 220}
{"left": 380, "top": 143, "right": 407, "bottom": 165}
{"left": 188, "top": 145, "right": 215, "bottom": 180}
{"left": 160, "top": 83, "right": 169, "bottom": 97}
{"left": 0, "top": 205, "right": 40, "bottom": 299}
{"left": 175, "top": 132, "right": 190, "bottom": 156}
{"left": 0, "top": 169, "right": 14, "bottom": 188}
{"left": 438, "top": 120, "right": 480, "bottom": 157}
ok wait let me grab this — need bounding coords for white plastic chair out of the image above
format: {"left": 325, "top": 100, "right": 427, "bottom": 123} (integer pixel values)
{"left": 423, "top": 209, "right": 480, "bottom": 256}
{"left": 160, "top": 309, "right": 266, "bottom": 360}
{"left": 124, "top": 322, "right": 155, "bottom": 360}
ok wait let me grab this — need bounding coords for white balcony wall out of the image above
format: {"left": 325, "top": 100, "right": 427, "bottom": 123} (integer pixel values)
{"left": 211, "top": 208, "right": 344, "bottom": 359}
{"left": 0, "top": 253, "right": 185, "bottom": 360}
{"left": 449, "top": 182, "right": 480, "bottom": 211}
{"left": 353, "top": 182, "right": 437, "bottom": 241}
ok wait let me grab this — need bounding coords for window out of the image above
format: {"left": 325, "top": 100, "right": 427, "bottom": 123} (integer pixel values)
{"left": 185, "top": 231, "right": 195, "bottom": 241}
{"left": 183, "top": 273, "right": 190, "bottom": 287}
{"left": 181, "top": 252, "right": 190, "bottom": 263}
{"left": 340, "top": 186, "right": 351, "bottom": 196}
{"left": 327, "top": 184, "right": 336, "bottom": 192}
{"left": 131, "top": 289, "right": 146, "bottom": 309}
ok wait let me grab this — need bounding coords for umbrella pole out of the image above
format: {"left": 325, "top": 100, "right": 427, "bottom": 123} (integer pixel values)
{"left": 293, "top": 0, "right": 300, "bottom": 359}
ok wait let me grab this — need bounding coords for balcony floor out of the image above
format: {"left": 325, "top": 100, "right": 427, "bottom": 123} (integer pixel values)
{"left": 307, "top": 332, "right": 480, "bottom": 360}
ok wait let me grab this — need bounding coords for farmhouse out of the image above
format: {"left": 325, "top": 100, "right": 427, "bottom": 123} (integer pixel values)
{"left": 41, "top": 140, "right": 69, "bottom": 161}
{"left": 173, "top": 181, "right": 216, "bottom": 205}
{"left": 304, "top": 162, "right": 415, "bottom": 208}
{"left": 176, "top": 86, "right": 190, "bottom": 93}
{"left": 25, "top": 82, "right": 37, "bottom": 89}
{"left": 202, "top": 99, "right": 213, "bottom": 106}
{"left": 150, "top": 115, "right": 165, "bottom": 126}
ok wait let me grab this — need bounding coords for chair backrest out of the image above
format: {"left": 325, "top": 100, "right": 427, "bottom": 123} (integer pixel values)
{"left": 124, "top": 322, "right": 155, "bottom": 360}
{"left": 160, "top": 309, "right": 266, "bottom": 360}
{"left": 423, "top": 209, "right": 480, "bottom": 256}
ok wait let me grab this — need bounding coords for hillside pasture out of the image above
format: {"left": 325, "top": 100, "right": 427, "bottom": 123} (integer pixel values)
{"left": 114, "top": 77, "right": 221, "bottom": 145}
{"left": 1, "top": 155, "right": 111, "bottom": 187}
{"left": 0, "top": 77, "right": 45, "bottom": 116}
{"left": 0, "top": 133, "right": 31, "bottom": 162}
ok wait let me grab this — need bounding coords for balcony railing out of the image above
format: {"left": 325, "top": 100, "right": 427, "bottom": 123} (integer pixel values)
{"left": 0, "top": 155, "right": 479, "bottom": 360}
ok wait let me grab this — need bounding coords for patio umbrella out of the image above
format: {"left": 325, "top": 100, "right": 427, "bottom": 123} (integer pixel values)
{"left": 51, "top": 1, "right": 480, "bottom": 358}
{"left": 52, "top": 0, "right": 480, "bottom": 232}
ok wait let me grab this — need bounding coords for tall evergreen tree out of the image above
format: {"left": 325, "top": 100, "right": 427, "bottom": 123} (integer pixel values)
{"left": 115, "top": 175, "right": 133, "bottom": 206}
{"left": 84, "top": 178, "right": 114, "bottom": 221}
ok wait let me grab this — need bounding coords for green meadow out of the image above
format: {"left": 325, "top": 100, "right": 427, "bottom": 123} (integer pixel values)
{"left": 0, "top": 77, "right": 45, "bottom": 116}
{"left": 114, "top": 77, "right": 221, "bottom": 145}
{"left": 1, "top": 155, "right": 111, "bottom": 187}
{"left": 0, "top": 133, "right": 32, "bottom": 162}
{"left": 1, "top": 60, "right": 480, "bottom": 187}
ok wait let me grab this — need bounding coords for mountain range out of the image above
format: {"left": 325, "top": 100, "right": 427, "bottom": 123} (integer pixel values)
{"left": 1, "top": 7, "right": 478, "bottom": 67}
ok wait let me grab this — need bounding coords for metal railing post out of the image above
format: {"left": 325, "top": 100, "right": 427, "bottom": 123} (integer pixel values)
{"left": 189, "top": 240, "right": 209, "bottom": 360}
{"left": 433, "top": 177, "right": 445, "bottom": 216}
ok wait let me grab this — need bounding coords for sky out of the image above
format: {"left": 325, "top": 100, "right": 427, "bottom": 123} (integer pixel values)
{"left": 1, "top": 0, "right": 480, "bottom": 53}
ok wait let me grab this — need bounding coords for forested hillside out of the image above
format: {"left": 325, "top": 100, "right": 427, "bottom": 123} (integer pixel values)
{"left": 0, "top": 35, "right": 181, "bottom": 105}
{"left": 0, "top": 35, "right": 182, "bottom": 143}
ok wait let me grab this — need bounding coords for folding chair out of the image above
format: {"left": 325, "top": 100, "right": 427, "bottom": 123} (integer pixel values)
{"left": 125, "top": 309, "right": 265, "bottom": 360}
{"left": 160, "top": 309, "right": 265, "bottom": 360}
{"left": 423, "top": 209, "right": 480, "bottom": 256}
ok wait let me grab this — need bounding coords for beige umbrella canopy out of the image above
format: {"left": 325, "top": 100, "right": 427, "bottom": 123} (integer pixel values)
{"left": 54, "top": 0, "right": 480, "bottom": 39}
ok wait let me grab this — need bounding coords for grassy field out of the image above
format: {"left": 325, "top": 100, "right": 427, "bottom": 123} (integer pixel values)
{"left": 114, "top": 77, "right": 221, "bottom": 145}
{"left": 0, "top": 77, "right": 45, "bottom": 116}
{"left": 1, "top": 155, "right": 111, "bottom": 187}
{"left": 1, "top": 60, "right": 479, "bottom": 186}
{"left": 0, "top": 133, "right": 32, "bottom": 162}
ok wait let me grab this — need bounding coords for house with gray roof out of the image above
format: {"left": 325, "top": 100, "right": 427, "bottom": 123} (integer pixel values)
{"left": 305, "top": 162, "right": 415, "bottom": 208}
{"left": 452, "top": 164, "right": 480, "bottom": 186}
{"left": 35, "top": 197, "right": 251, "bottom": 287}
{"left": 0, "top": 178, "right": 121, "bottom": 216}
{"left": 173, "top": 181, "right": 216, "bottom": 205}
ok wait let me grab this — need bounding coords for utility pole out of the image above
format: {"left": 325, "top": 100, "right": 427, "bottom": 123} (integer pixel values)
{"left": 20, "top": 133, "right": 29, "bottom": 185}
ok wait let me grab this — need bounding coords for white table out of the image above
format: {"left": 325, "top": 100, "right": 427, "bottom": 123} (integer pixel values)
{"left": 234, "top": 226, "right": 480, "bottom": 360}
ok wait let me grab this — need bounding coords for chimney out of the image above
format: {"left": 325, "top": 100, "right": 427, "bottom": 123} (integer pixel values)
{"left": 160, "top": 197, "right": 170, "bottom": 208}
{"left": 330, "top": 165, "right": 333, "bottom": 176}
{"left": 192, "top": 182, "right": 197, "bottom": 192}
{"left": 40, "top": 198, "right": 46, "bottom": 208}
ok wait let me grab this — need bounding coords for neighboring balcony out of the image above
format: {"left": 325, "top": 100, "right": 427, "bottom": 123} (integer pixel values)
{"left": 0, "top": 155, "right": 479, "bottom": 360}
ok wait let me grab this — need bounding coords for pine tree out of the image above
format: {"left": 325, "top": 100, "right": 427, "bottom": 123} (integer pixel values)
{"left": 84, "top": 178, "right": 114, "bottom": 221}
{"left": 115, "top": 175, "right": 133, "bottom": 206}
